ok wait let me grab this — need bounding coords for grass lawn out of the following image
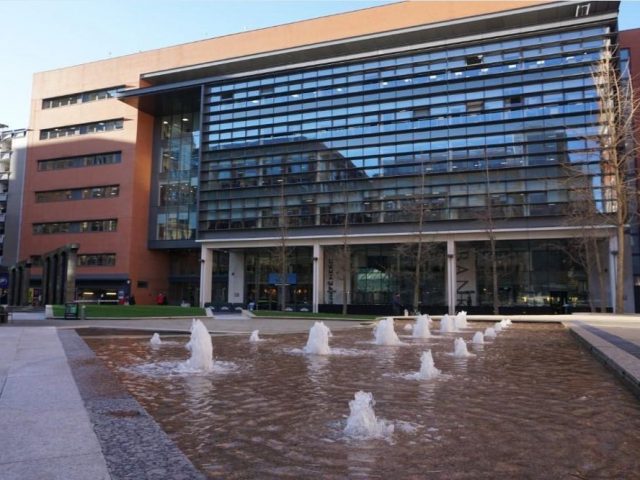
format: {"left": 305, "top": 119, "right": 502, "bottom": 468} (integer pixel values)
{"left": 52, "top": 304, "right": 206, "bottom": 318}
{"left": 252, "top": 310, "right": 377, "bottom": 321}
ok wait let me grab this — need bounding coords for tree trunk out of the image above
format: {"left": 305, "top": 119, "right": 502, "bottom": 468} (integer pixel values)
{"left": 594, "top": 239, "right": 608, "bottom": 313}
{"left": 279, "top": 248, "right": 287, "bottom": 311}
{"left": 413, "top": 243, "right": 422, "bottom": 312}
{"left": 615, "top": 224, "right": 625, "bottom": 313}
{"left": 490, "top": 235, "right": 499, "bottom": 315}
{"left": 341, "top": 245, "right": 350, "bottom": 315}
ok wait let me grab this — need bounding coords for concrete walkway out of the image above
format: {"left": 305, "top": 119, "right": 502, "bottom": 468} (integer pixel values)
{"left": 0, "top": 327, "right": 110, "bottom": 480}
{"left": 1, "top": 313, "right": 640, "bottom": 479}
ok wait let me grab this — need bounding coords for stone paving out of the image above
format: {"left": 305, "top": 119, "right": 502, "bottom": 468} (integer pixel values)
{"left": 1, "top": 312, "right": 640, "bottom": 479}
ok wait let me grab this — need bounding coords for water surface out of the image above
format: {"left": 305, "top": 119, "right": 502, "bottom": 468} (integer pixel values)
{"left": 85, "top": 323, "right": 640, "bottom": 479}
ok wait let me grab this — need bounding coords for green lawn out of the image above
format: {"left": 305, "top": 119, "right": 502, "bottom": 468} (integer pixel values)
{"left": 252, "top": 310, "right": 377, "bottom": 321}
{"left": 53, "top": 304, "right": 205, "bottom": 319}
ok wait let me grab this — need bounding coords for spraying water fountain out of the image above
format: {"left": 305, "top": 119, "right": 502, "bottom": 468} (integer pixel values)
{"left": 453, "top": 337, "right": 474, "bottom": 357}
{"left": 344, "top": 391, "right": 394, "bottom": 439}
{"left": 454, "top": 311, "right": 468, "bottom": 329}
{"left": 412, "top": 315, "right": 432, "bottom": 339}
{"left": 439, "top": 314, "right": 457, "bottom": 333}
{"left": 413, "top": 350, "right": 440, "bottom": 380}
{"left": 472, "top": 331, "right": 485, "bottom": 345}
{"left": 494, "top": 322, "right": 504, "bottom": 333}
{"left": 150, "top": 333, "right": 162, "bottom": 346}
{"left": 249, "top": 330, "right": 261, "bottom": 342}
{"left": 303, "top": 322, "right": 333, "bottom": 355}
{"left": 184, "top": 319, "right": 214, "bottom": 371}
{"left": 484, "top": 326, "right": 497, "bottom": 338}
{"left": 374, "top": 318, "right": 403, "bottom": 345}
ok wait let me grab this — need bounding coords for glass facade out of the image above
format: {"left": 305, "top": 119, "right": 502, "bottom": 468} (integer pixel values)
{"left": 199, "top": 26, "right": 609, "bottom": 232}
{"left": 153, "top": 110, "right": 200, "bottom": 241}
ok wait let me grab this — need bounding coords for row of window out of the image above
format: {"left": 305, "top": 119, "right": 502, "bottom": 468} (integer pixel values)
{"left": 198, "top": 180, "right": 606, "bottom": 216}
{"left": 35, "top": 185, "right": 119, "bottom": 203}
{"left": 199, "top": 202, "right": 570, "bottom": 231}
{"left": 42, "top": 86, "right": 122, "bottom": 109}
{"left": 206, "top": 51, "right": 600, "bottom": 112}
{"left": 201, "top": 167, "right": 602, "bottom": 208}
{"left": 207, "top": 27, "right": 605, "bottom": 94}
{"left": 32, "top": 219, "right": 118, "bottom": 235}
{"left": 77, "top": 253, "right": 116, "bottom": 267}
{"left": 37, "top": 152, "right": 122, "bottom": 171}
{"left": 39, "top": 119, "right": 123, "bottom": 140}
{"left": 203, "top": 124, "right": 599, "bottom": 173}
{"left": 205, "top": 104, "right": 598, "bottom": 149}
{"left": 206, "top": 86, "right": 596, "bottom": 133}
{"left": 205, "top": 64, "right": 596, "bottom": 123}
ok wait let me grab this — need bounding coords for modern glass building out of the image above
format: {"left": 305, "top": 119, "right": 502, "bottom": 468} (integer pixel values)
{"left": 19, "top": 1, "right": 635, "bottom": 312}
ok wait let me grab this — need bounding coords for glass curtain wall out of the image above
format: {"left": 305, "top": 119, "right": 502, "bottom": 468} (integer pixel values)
{"left": 199, "top": 25, "right": 609, "bottom": 232}
{"left": 156, "top": 110, "right": 200, "bottom": 240}
{"left": 460, "top": 239, "right": 589, "bottom": 311}
{"left": 244, "top": 247, "right": 313, "bottom": 309}
{"left": 349, "top": 244, "right": 446, "bottom": 309}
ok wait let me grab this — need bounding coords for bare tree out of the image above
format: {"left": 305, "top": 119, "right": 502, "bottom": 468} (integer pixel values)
{"left": 559, "top": 166, "right": 610, "bottom": 312}
{"left": 395, "top": 160, "right": 439, "bottom": 312}
{"left": 589, "top": 45, "right": 640, "bottom": 313}
{"left": 333, "top": 178, "right": 352, "bottom": 315}
{"left": 475, "top": 152, "right": 500, "bottom": 315}
{"left": 551, "top": 236, "right": 607, "bottom": 313}
{"left": 272, "top": 176, "right": 290, "bottom": 311}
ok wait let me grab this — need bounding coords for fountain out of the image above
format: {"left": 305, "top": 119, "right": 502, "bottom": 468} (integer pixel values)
{"left": 303, "top": 322, "right": 333, "bottom": 355}
{"left": 184, "top": 319, "right": 214, "bottom": 371}
{"left": 453, "top": 337, "right": 474, "bottom": 357}
{"left": 494, "top": 322, "right": 504, "bottom": 333}
{"left": 344, "top": 391, "right": 394, "bottom": 439}
{"left": 500, "top": 319, "right": 512, "bottom": 328}
{"left": 454, "top": 310, "right": 468, "bottom": 329}
{"left": 415, "top": 350, "right": 440, "bottom": 380}
{"left": 373, "top": 317, "right": 403, "bottom": 345}
{"left": 439, "top": 314, "right": 457, "bottom": 333}
{"left": 86, "top": 321, "right": 640, "bottom": 479}
{"left": 249, "top": 330, "right": 261, "bottom": 342}
{"left": 484, "top": 326, "right": 497, "bottom": 338}
{"left": 412, "top": 315, "right": 432, "bottom": 339}
{"left": 472, "top": 331, "right": 484, "bottom": 345}
{"left": 150, "top": 333, "right": 162, "bottom": 346}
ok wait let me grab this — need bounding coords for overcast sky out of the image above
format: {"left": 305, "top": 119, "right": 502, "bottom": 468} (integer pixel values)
{"left": 2, "top": 0, "right": 639, "bottom": 129}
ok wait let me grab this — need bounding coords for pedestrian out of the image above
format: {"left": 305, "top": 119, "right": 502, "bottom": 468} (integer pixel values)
{"left": 392, "top": 292, "right": 403, "bottom": 315}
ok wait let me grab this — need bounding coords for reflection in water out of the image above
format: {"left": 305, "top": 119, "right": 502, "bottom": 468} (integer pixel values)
{"left": 85, "top": 323, "right": 640, "bottom": 479}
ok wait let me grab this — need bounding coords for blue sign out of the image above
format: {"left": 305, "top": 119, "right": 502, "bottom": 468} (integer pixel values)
{"left": 0, "top": 274, "right": 7, "bottom": 289}
{"left": 267, "top": 273, "right": 297, "bottom": 285}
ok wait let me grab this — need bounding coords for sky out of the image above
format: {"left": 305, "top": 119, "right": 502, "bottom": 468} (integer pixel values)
{"left": 2, "top": 0, "right": 640, "bottom": 130}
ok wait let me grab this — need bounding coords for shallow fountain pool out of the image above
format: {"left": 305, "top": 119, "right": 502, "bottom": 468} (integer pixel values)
{"left": 85, "top": 322, "right": 640, "bottom": 479}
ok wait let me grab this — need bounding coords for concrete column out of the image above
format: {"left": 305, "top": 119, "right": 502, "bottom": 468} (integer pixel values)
{"left": 228, "top": 251, "right": 245, "bottom": 304}
{"left": 56, "top": 254, "right": 67, "bottom": 304}
{"left": 199, "top": 247, "right": 213, "bottom": 307}
{"left": 20, "top": 265, "right": 31, "bottom": 306}
{"left": 42, "top": 258, "right": 50, "bottom": 305}
{"left": 8, "top": 268, "right": 16, "bottom": 306}
{"left": 312, "top": 244, "right": 324, "bottom": 313}
{"left": 64, "top": 246, "right": 79, "bottom": 303}
{"left": 446, "top": 239, "right": 456, "bottom": 315}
